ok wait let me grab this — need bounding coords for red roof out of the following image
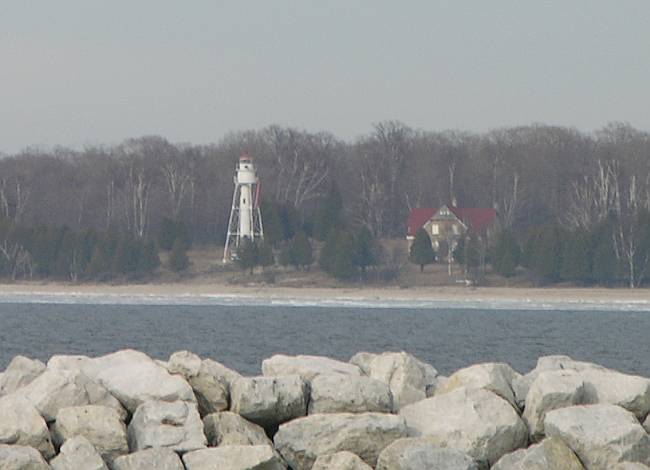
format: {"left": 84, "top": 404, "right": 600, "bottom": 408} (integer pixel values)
{"left": 406, "top": 206, "right": 497, "bottom": 237}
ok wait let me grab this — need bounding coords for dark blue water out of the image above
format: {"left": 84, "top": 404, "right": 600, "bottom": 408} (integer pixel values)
{"left": 0, "top": 303, "right": 648, "bottom": 377}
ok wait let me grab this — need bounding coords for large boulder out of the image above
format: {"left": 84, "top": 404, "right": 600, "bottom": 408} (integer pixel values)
{"left": 312, "top": 451, "right": 373, "bottom": 470}
{"left": 309, "top": 374, "right": 393, "bottom": 414}
{"left": 376, "top": 437, "right": 479, "bottom": 470}
{"left": 364, "top": 352, "right": 438, "bottom": 410}
{"left": 613, "top": 464, "right": 650, "bottom": 470}
{"left": 399, "top": 387, "right": 527, "bottom": 468}
{"left": 16, "top": 369, "right": 126, "bottom": 422}
{"left": 81, "top": 349, "right": 195, "bottom": 413}
{"left": 0, "top": 444, "right": 51, "bottom": 470}
{"left": 437, "top": 362, "right": 521, "bottom": 409}
{"left": 188, "top": 358, "right": 242, "bottom": 416}
{"left": 274, "top": 412, "right": 407, "bottom": 470}
{"left": 262, "top": 354, "right": 361, "bottom": 381}
{"left": 544, "top": 404, "right": 650, "bottom": 469}
{"left": 523, "top": 370, "right": 586, "bottom": 440}
{"left": 47, "top": 355, "right": 92, "bottom": 373}
{"left": 110, "top": 448, "right": 184, "bottom": 470}
{"left": 644, "top": 414, "right": 650, "bottom": 433}
{"left": 203, "top": 412, "right": 272, "bottom": 447}
{"left": 0, "top": 356, "right": 46, "bottom": 396}
{"left": 182, "top": 445, "right": 286, "bottom": 470}
{"left": 49, "top": 436, "right": 108, "bottom": 470}
{"left": 167, "top": 351, "right": 203, "bottom": 378}
{"left": 51, "top": 405, "right": 128, "bottom": 463}
{"left": 514, "top": 356, "right": 650, "bottom": 419}
{"left": 127, "top": 400, "right": 206, "bottom": 453}
{"left": 0, "top": 395, "right": 54, "bottom": 459}
{"left": 230, "top": 375, "right": 308, "bottom": 430}
{"left": 491, "top": 437, "right": 584, "bottom": 470}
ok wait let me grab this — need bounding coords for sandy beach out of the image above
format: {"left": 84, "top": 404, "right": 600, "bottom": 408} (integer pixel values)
{"left": 0, "top": 281, "right": 648, "bottom": 305}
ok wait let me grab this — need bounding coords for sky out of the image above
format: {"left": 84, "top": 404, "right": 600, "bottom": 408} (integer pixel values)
{"left": 1, "top": 1, "right": 649, "bottom": 152}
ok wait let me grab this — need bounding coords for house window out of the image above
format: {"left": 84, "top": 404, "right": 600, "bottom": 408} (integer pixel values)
{"left": 431, "top": 224, "right": 439, "bottom": 235}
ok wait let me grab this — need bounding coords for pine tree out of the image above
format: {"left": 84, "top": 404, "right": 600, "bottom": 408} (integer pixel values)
{"left": 168, "top": 238, "right": 189, "bottom": 272}
{"left": 288, "top": 231, "right": 313, "bottom": 270}
{"left": 257, "top": 242, "right": 275, "bottom": 269}
{"left": 236, "top": 237, "right": 258, "bottom": 275}
{"left": 560, "top": 229, "right": 592, "bottom": 283}
{"left": 492, "top": 230, "right": 521, "bottom": 278}
{"left": 409, "top": 228, "right": 435, "bottom": 272}
{"left": 529, "top": 225, "right": 564, "bottom": 284}
{"left": 331, "top": 231, "right": 357, "bottom": 280}
{"left": 353, "top": 226, "right": 377, "bottom": 274}
{"left": 312, "top": 183, "right": 343, "bottom": 240}
{"left": 319, "top": 230, "right": 338, "bottom": 274}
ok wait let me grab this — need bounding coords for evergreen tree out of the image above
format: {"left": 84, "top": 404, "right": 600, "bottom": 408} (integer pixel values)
{"left": 236, "top": 237, "right": 258, "bottom": 275}
{"left": 529, "top": 225, "right": 564, "bottom": 284}
{"left": 288, "top": 231, "right": 313, "bottom": 270}
{"left": 331, "top": 230, "right": 357, "bottom": 280}
{"left": 168, "top": 238, "right": 189, "bottom": 272}
{"left": 353, "top": 226, "right": 378, "bottom": 274}
{"left": 312, "top": 183, "right": 344, "bottom": 240}
{"left": 257, "top": 242, "right": 275, "bottom": 269}
{"left": 409, "top": 228, "right": 435, "bottom": 272}
{"left": 159, "top": 217, "right": 177, "bottom": 251}
{"left": 560, "top": 229, "right": 592, "bottom": 283}
{"left": 492, "top": 230, "right": 521, "bottom": 278}
{"left": 319, "top": 230, "right": 338, "bottom": 273}
{"left": 260, "top": 201, "right": 284, "bottom": 247}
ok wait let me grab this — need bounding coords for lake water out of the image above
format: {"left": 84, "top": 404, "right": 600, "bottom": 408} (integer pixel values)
{"left": 0, "top": 296, "right": 649, "bottom": 377}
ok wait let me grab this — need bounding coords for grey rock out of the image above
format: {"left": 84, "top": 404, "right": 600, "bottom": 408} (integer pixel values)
{"left": 0, "top": 395, "right": 54, "bottom": 459}
{"left": 0, "top": 444, "right": 51, "bottom": 470}
{"left": 0, "top": 356, "right": 46, "bottom": 396}
{"left": 51, "top": 405, "right": 128, "bottom": 463}
{"left": 110, "top": 448, "right": 184, "bottom": 470}
{"left": 399, "top": 387, "right": 527, "bottom": 468}
{"left": 523, "top": 370, "right": 586, "bottom": 440}
{"left": 262, "top": 354, "right": 361, "bottom": 381}
{"left": 376, "top": 437, "right": 479, "bottom": 470}
{"left": 17, "top": 369, "right": 126, "bottom": 422}
{"left": 438, "top": 362, "right": 521, "bottom": 410}
{"left": 203, "top": 411, "right": 271, "bottom": 447}
{"left": 182, "top": 445, "right": 286, "bottom": 470}
{"left": 46, "top": 355, "right": 92, "bottom": 373}
{"left": 491, "top": 437, "right": 584, "bottom": 470}
{"left": 274, "top": 412, "right": 407, "bottom": 470}
{"left": 613, "top": 463, "right": 650, "bottom": 470}
{"left": 167, "top": 351, "right": 203, "bottom": 378}
{"left": 81, "top": 349, "right": 195, "bottom": 413}
{"left": 127, "top": 400, "right": 206, "bottom": 453}
{"left": 49, "top": 436, "right": 107, "bottom": 470}
{"left": 544, "top": 404, "right": 650, "bottom": 469}
{"left": 312, "top": 451, "right": 373, "bottom": 470}
{"left": 189, "top": 358, "right": 242, "bottom": 416}
{"left": 230, "top": 375, "right": 308, "bottom": 429}
{"left": 644, "top": 414, "right": 650, "bottom": 433}
{"left": 349, "top": 352, "right": 377, "bottom": 375}
{"left": 309, "top": 374, "right": 393, "bottom": 414}
{"left": 366, "top": 351, "right": 438, "bottom": 410}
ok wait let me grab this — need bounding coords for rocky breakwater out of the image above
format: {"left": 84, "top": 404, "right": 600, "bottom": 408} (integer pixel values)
{"left": 0, "top": 350, "right": 650, "bottom": 470}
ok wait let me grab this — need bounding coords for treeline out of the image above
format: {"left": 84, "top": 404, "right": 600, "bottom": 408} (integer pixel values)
{"left": 1, "top": 121, "right": 650, "bottom": 285}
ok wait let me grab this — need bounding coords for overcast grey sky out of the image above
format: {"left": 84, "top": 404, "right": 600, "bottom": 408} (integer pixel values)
{"left": 1, "top": 1, "right": 649, "bottom": 152}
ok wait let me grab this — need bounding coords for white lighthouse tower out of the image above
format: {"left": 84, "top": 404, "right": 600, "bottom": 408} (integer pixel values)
{"left": 223, "top": 153, "right": 264, "bottom": 262}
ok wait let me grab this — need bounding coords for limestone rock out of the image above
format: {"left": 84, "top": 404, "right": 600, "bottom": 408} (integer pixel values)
{"left": 366, "top": 351, "right": 438, "bottom": 410}
{"left": 523, "top": 370, "right": 586, "bottom": 440}
{"left": 50, "top": 436, "right": 107, "bottom": 470}
{"left": 51, "top": 405, "right": 128, "bottom": 463}
{"left": 426, "top": 375, "right": 448, "bottom": 397}
{"left": 0, "top": 356, "right": 46, "bottom": 396}
{"left": 0, "top": 395, "right": 54, "bottom": 459}
{"left": 168, "top": 351, "right": 203, "bottom": 378}
{"left": 188, "top": 358, "right": 242, "bottom": 416}
{"left": 644, "top": 414, "right": 650, "bottom": 433}
{"left": 47, "top": 355, "right": 92, "bottom": 373}
{"left": 110, "top": 447, "right": 184, "bottom": 470}
{"left": 438, "top": 362, "right": 521, "bottom": 409}
{"left": 230, "top": 375, "right": 308, "bottom": 430}
{"left": 349, "top": 352, "right": 377, "bottom": 375}
{"left": 309, "top": 374, "right": 393, "bottom": 414}
{"left": 17, "top": 369, "right": 126, "bottom": 422}
{"left": 613, "top": 464, "right": 650, "bottom": 470}
{"left": 399, "top": 387, "right": 527, "bottom": 468}
{"left": 128, "top": 400, "right": 206, "bottom": 453}
{"left": 182, "top": 445, "right": 286, "bottom": 470}
{"left": 274, "top": 412, "right": 407, "bottom": 470}
{"left": 0, "top": 444, "right": 51, "bottom": 470}
{"left": 376, "top": 437, "right": 479, "bottom": 470}
{"left": 203, "top": 411, "right": 271, "bottom": 447}
{"left": 312, "top": 451, "right": 373, "bottom": 470}
{"left": 544, "top": 404, "right": 650, "bottom": 469}
{"left": 491, "top": 437, "right": 584, "bottom": 470}
{"left": 81, "top": 349, "right": 195, "bottom": 413}
{"left": 262, "top": 354, "right": 361, "bottom": 381}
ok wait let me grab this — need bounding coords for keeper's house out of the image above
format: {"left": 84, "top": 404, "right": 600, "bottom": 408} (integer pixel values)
{"left": 406, "top": 205, "right": 497, "bottom": 249}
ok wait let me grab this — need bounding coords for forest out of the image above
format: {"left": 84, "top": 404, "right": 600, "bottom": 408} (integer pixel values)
{"left": 0, "top": 121, "right": 649, "bottom": 286}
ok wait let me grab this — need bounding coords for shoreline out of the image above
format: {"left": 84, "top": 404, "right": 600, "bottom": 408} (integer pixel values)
{"left": 0, "top": 282, "right": 648, "bottom": 307}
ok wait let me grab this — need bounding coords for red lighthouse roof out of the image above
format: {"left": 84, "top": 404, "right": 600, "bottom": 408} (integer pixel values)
{"left": 406, "top": 206, "right": 496, "bottom": 237}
